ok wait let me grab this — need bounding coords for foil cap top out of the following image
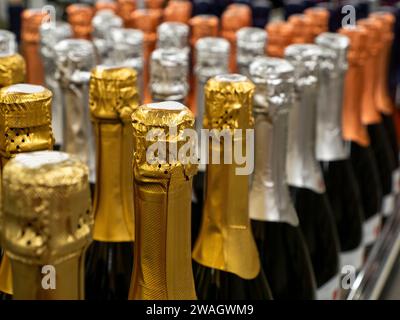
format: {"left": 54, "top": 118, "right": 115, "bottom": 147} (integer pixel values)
{"left": 150, "top": 48, "right": 189, "bottom": 101}
{"left": 0, "top": 30, "right": 17, "bottom": 57}
{"left": 284, "top": 44, "right": 321, "bottom": 87}
{"left": 195, "top": 37, "right": 230, "bottom": 78}
{"left": 204, "top": 74, "right": 254, "bottom": 130}
{"left": 2, "top": 151, "right": 92, "bottom": 265}
{"left": 89, "top": 66, "right": 138, "bottom": 120}
{"left": 157, "top": 22, "right": 189, "bottom": 50}
{"left": 92, "top": 9, "right": 123, "bottom": 39}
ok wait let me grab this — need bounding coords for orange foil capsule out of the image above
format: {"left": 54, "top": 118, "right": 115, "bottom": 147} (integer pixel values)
{"left": 145, "top": 0, "right": 164, "bottom": 9}
{"left": 21, "top": 9, "right": 47, "bottom": 85}
{"left": 358, "top": 18, "right": 383, "bottom": 125}
{"left": 117, "top": 0, "right": 136, "bottom": 26}
{"left": 339, "top": 26, "right": 370, "bottom": 147}
{"left": 66, "top": 4, "right": 94, "bottom": 39}
{"left": 95, "top": 1, "right": 117, "bottom": 12}
{"left": 370, "top": 12, "right": 396, "bottom": 115}
{"left": 265, "top": 21, "right": 294, "bottom": 58}
{"left": 288, "top": 14, "right": 314, "bottom": 44}
{"left": 221, "top": 4, "right": 252, "bottom": 72}
{"left": 304, "top": 7, "right": 329, "bottom": 40}
{"left": 129, "top": 9, "right": 161, "bottom": 103}
{"left": 163, "top": 0, "right": 193, "bottom": 24}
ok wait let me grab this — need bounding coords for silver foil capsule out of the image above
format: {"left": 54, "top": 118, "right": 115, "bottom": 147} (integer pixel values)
{"left": 108, "top": 28, "right": 144, "bottom": 103}
{"left": 0, "top": 30, "right": 17, "bottom": 56}
{"left": 236, "top": 27, "right": 267, "bottom": 78}
{"left": 315, "top": 32, "right": 350, "bottom": 161}
{"left": 54, "top": 39, "right": 96, "bottom": 184}
{"left": 285, "top": 44, "right": 326, "bottom": 193}
{"left": 39, "top": 21, "right": 72, "bottom": 148}
{"left": 195, "top": 37, "right": 230, "bottom": 172}
{"left": 156, "top": 22, "right": 190, "bottom": 56}
{"left": 150, "top": 47, "right": 189, "bottom": 103}
{"left": 249, "top": 57, "right": 299, "bottom": 226}
{"left": 92, "top": 9, "right": 123, "bottom": 64}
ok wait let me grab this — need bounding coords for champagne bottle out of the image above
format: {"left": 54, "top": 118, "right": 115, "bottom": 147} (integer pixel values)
{"left": 150, "top": 48, "right": 189, "bottom": 103}
{"left": 285, "top": 44, "right": 341, "bottom": 300}
{"left": 287, "top": 14, "right": 314, "bottom": 44}
{"left": 91, "top": 9, "right": 123, "bottom": 64}
{"left": 315, "top": 32, "right": 365, "bottom": 272}
{"left": 249, "top": 57, "right": 317, "bottom": 300}
{"left": 108, "top": 28, "right": 144, "bottom": 103}
{"left": 192, "top": 74, "right": 273, "bottom": 300}
{"left": 66, "top": 4, "right": 94, "bottom": 40}
{"left": 358, "top": 18, "right": 396, "bottom": 230}
{"left": 163, "top": 0, "right": 193, "bottom": 23}
{"left": 21, "top": 9, "right": 46, "bottom": 85}
{"left": 129, "top": 101, "right": 197, "bottom": 300}
{"left": 84, "top": 66, "right": 138, "bottom": 299}
{"left": 156, "top": 21, "right": 190, "bottom": 54}
{"left": 54, "top": 39, "right": 97, "bottom": 193}
{"left": 39, "top": 21, "right": 72, "bottom": 151}
{"left": 304, "top": 7, "right": 329, "bottom": 41}
{"left": 0, "top": 83, "right": 54, "bottom": 299}
{"left": 116, "top": 0, "right": 136, "bottom": 26}
{"left": 265, "top": 21, "right": 294, "bottom": 58}
{"left": 129, "top": 9, "right": 161, "bottom": 103}
{"left": 221, "top": 4, "right": 252, "bottom": 72}
{"left": 1, "top": 151, "right": 93, "bottom": 300}
{"left": 192, "top": 37, "right": 230, "bottom": 247}
{"left": 370, "top": 11, "right": 400, "bottom": 203}
{"left": 339, "top": 26, "right": 383, "bottom": 251}
{"left": 236, "top": 27, "right": 267, "bottom": 77}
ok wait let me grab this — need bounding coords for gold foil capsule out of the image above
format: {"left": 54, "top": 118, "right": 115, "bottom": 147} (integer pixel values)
{"left": 192, "top": 74, "right": 261, "bottom": 280}
{"left": 129, "top": 101, "right": 197, "bottom": 300}
{"left": 0, "top": 84, "right": 54, "bottom": 166}
{"left": 89, "top": 66, "right": 138, "bottom": 242}
{"left": 1, "top": 151, "right": 93, "bottom": 299}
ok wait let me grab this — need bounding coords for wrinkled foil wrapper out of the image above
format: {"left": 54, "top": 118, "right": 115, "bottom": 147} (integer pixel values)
{"left": 129, "top": 102, "right": 197, "bottom": 300}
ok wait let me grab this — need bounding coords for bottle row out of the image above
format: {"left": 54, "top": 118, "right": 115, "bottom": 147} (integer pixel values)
{"left": 0, "top": 0, "right": 398, "bottom": 300}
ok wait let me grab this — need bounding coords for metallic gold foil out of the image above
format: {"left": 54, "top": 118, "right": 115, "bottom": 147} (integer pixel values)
{"left": 129, "top": 102, "right": 197, "bottom": 300}
{"left": 1, "top": 151, "right": 93, "bottom": 299}
{"left": 0, "top": 54, "right": 26, "bottom": 88}
{"left": 0, "top": 84, "right": 54, "bottom": 295}
{"left": 192, "top": 74, "right": 261, "bottom": 280}
{"left": 89, "top": 66, "right": 139, "bottom": 242}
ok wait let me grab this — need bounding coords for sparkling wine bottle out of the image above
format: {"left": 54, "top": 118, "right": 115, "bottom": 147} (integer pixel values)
{"left": 285, "top": 44, "right": 341, "bottom": 300}
{"left": 249, "top": 57, "right": 317, "bottom": 300}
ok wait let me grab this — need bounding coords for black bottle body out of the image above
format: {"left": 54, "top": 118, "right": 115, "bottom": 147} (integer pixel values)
{"left": 320, "top": 159, "right": 364, "bottom": 254}
{"left": 85, "top": 241, "right": 134, "bottom": 300}
{"left": 349, "top": 141, "right": 383, "bottom": 252}
{"left": 289, "top": 186, "right": 340, "bottom": 293}
{"left": 193, "top": 261, "right": 273, "bottom": 300}
{"left": 251, "top": 220, "right": 316, "bottom": 300}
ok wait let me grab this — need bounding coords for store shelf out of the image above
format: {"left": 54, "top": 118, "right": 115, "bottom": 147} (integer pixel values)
{"left": 348, "top": 197, "right": 400, "bottom": 300}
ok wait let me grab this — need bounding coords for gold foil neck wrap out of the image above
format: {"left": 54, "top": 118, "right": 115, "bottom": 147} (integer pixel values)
{"left": 192, "top": 74, "right": 261, "bottom": 280}
{"left": 203, "top": 74, "right": 255, "bottom": 130}
{"left": 0, "top": 54, "right": 26, "bottom": 88}
{"left": 0, "top": 85, "right": 54, "bottom": 163}
{"left": 1, "top": 151, "right": 93, "bottom": 299}
{"left": 130, "top": 102, "right": 197, "bottom": 300}
{"left": 89, "top": 66, "right": 138, "bottom": 242}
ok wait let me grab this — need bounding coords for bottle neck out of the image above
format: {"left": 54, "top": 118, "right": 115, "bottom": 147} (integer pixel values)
{"left": 287, "top": 83, "right": 326, "bottom": 193}
{"left": 315, "top": 67, "right": 349, "bottom": 161}
{"left": 360, "top": 53, "right": 382, "bottom": 125}
{"left": 91, "top": 117, "right": 135, "bottom": 242}
{"left": 59, "top": 82, "right": 96, "bottom": 183}
{"left": 375, "top": 36, "right": 394, "bottom": 115}
{"left": 10, "top": 250, "right": 86, "bottom": 300}
{"left": 130, "top": 176, "right": 196, "bottom": 300}
{"left": 342, "top": 59, "right": 370, "bottom": 147}
{"left": 192, "top": 132, "right": 261, "bottom": 280}
{"left": 250, "top": 106, "right": 299, "bottom": 226}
